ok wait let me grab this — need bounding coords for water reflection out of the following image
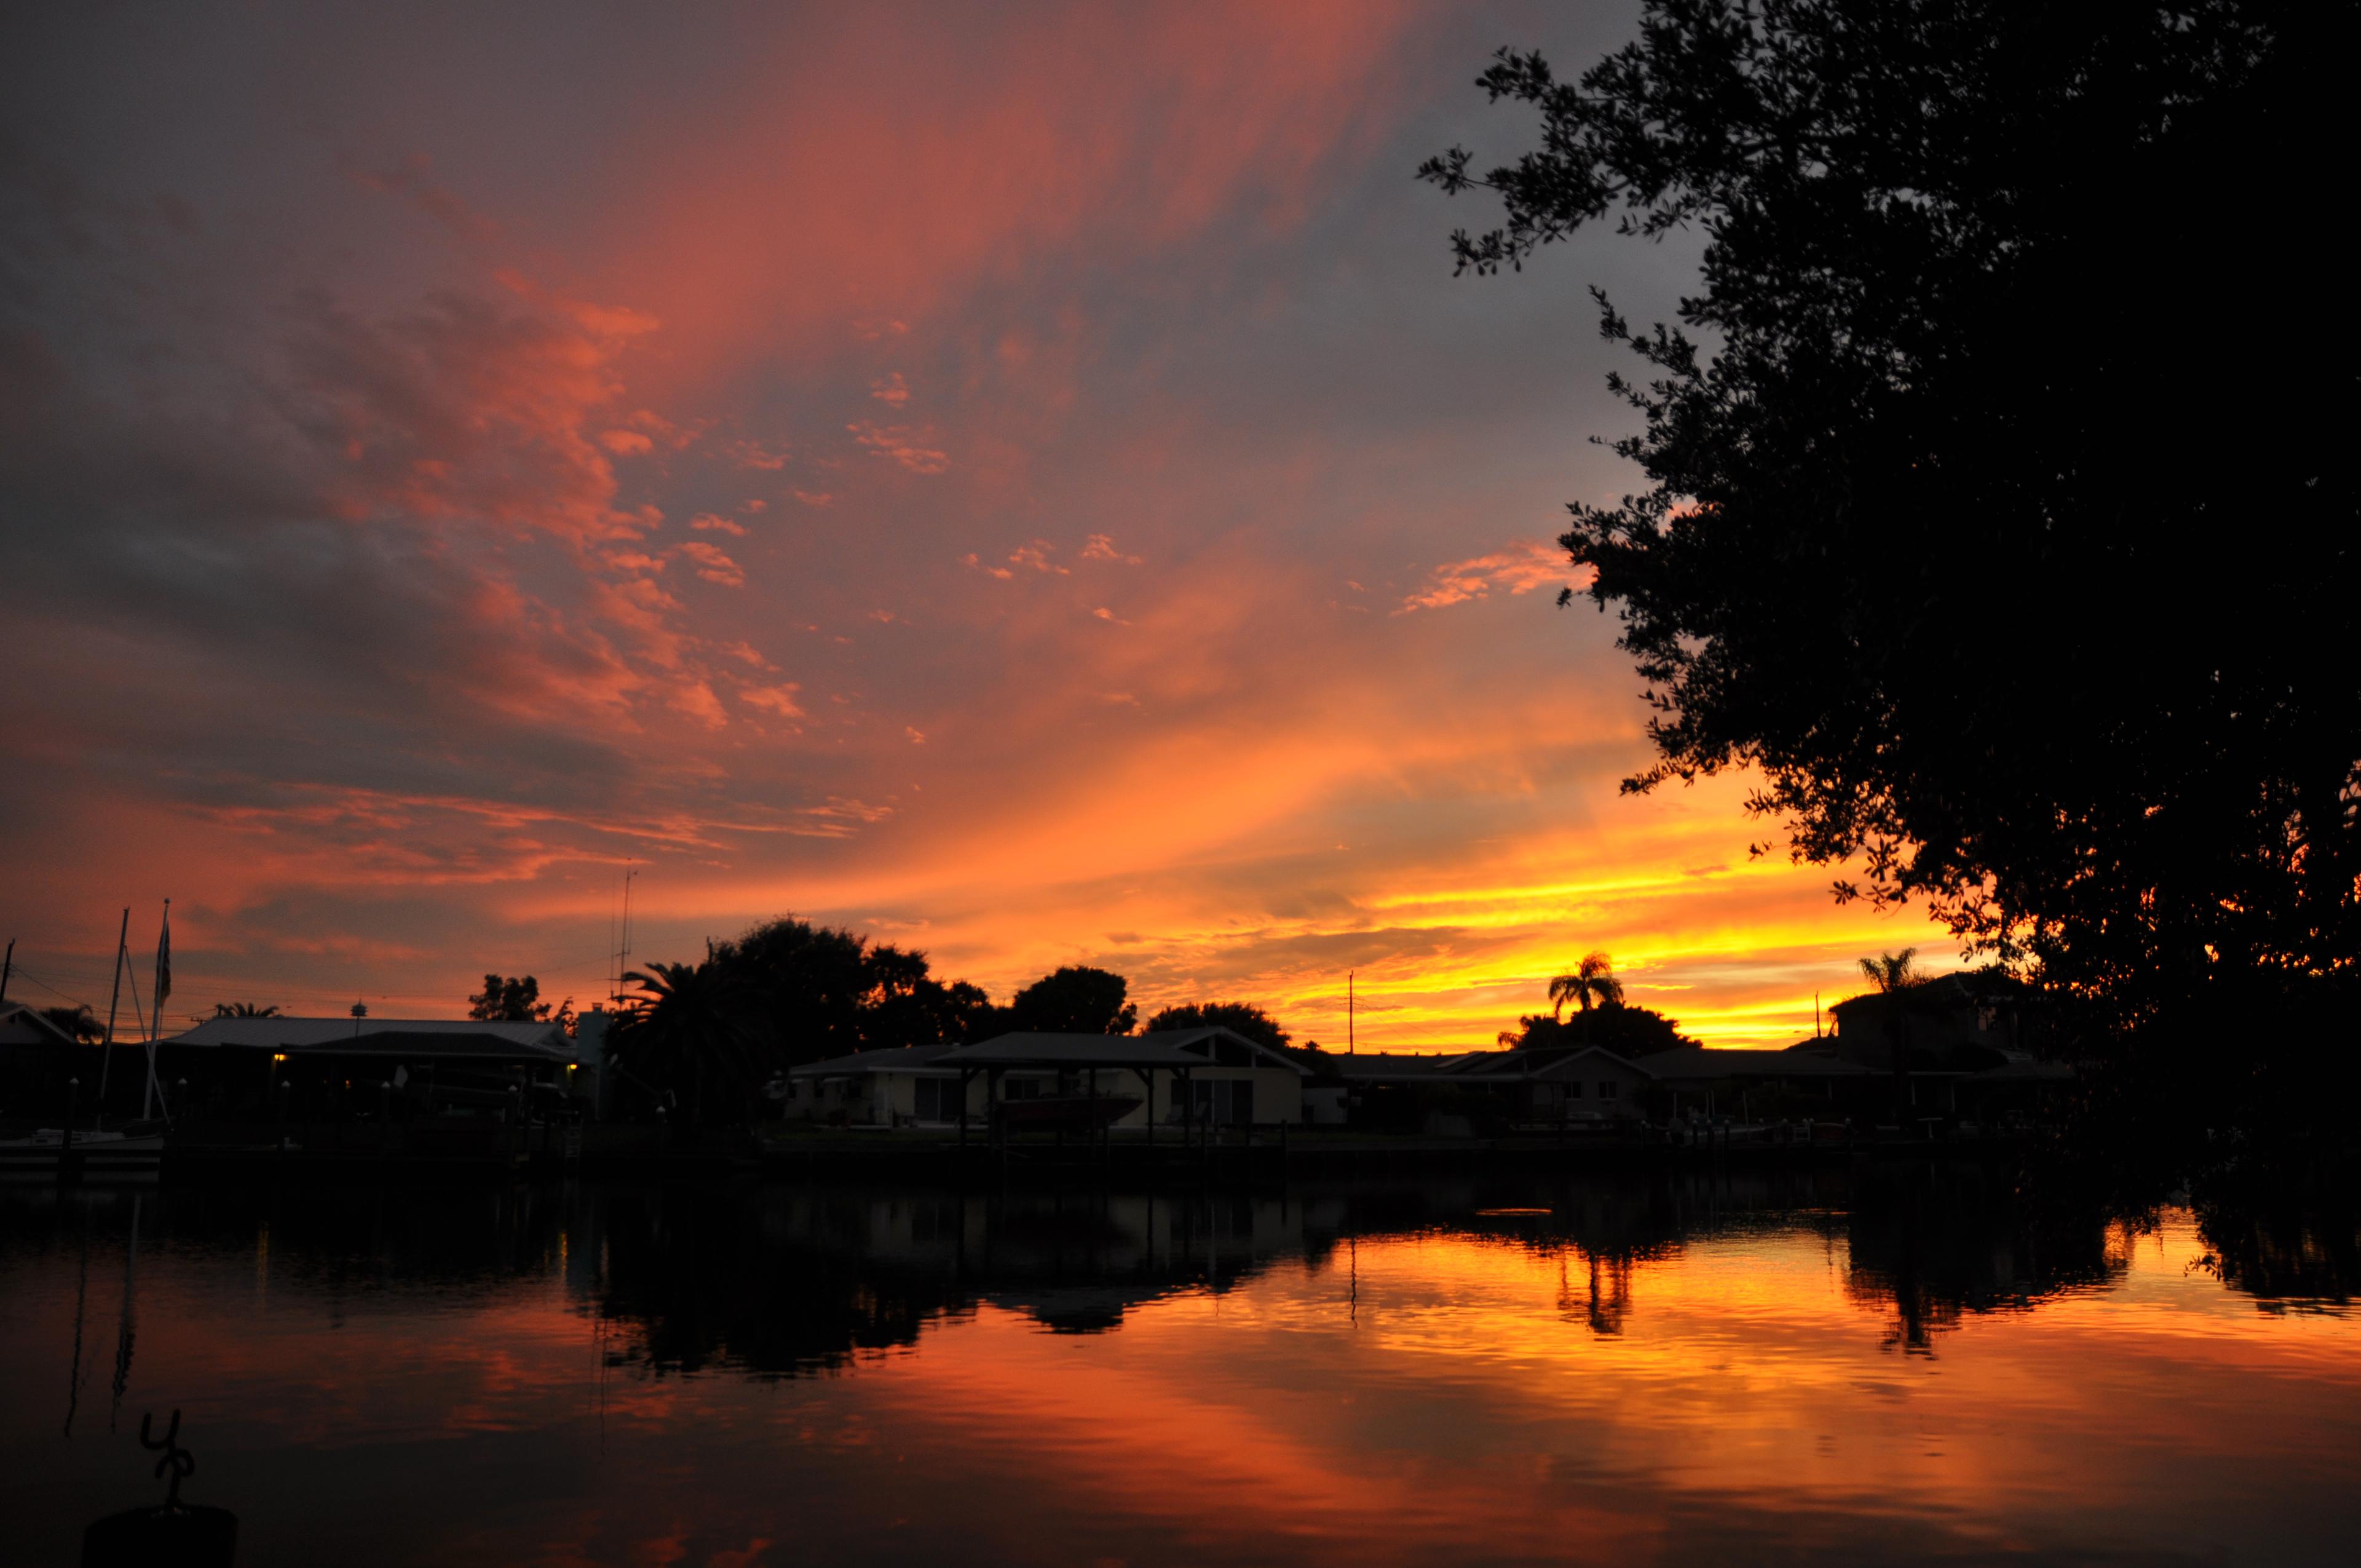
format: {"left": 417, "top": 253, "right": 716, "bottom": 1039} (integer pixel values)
{"left": 3, "top": 1168, "right": 2356, "bottom": 1566}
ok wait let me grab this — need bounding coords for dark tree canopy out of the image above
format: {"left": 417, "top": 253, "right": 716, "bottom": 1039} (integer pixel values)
{"left": 1501, "top": 1004, "right": 1692, "bottom": 1058}
{"left": 42, "top": 1004, "right": 100, "bottom": 1042}
{"left": 711, "top": 917, "right": 992, "bottom": 1061}
{"left": 1425, "top": 1, "right": 2355, "bottom": 1113}
{"left": 1143, "top": 1001, "right": 1292, "bottom": 1053}
{"left": 1007, "top": 965, "right": 1136, "bottom": 1035}
{"left": 212, "top": 1001, "right": 282, "bottom": 1018}
{"left": 468, "top": 973, "right": 563, "bottom": 1023}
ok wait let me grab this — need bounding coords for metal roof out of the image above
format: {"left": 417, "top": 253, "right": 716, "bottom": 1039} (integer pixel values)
{"left": 789, "top": 1042, "right": 967, "bottom": 1077}
{"left": 162, "top": 1016, "right": 577, "bottom": 1062}
{"left": 1328, "top": 1051, "right": 1490, "bottom": 1080}
{"left": 1629, "top": 1047, "right": 1874, "bottom": 1081}
{"left": 936, "top": 1032, "right": 1216, "bottom": 1069}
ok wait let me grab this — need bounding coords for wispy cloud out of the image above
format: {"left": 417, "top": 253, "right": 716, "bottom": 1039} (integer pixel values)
{"left": 848, "top": 421, "right": 948, "bottom": 475}
{"left": 740, "top": 682, "right": 804, "bottom": 718}
{"left": 1397, "top": 540, "right": 1575, "bottom": 613}
{"left": 1080, "top": 532, "right": 1142, "bottom": 564}
{"left": 678, "top": 540, "right": 745, "bottom": 587}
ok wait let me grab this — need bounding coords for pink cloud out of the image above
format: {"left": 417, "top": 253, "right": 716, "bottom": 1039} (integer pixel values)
{"left": 728, "top": 439, "right": 791, "bottom": 470}
{"left": 871, "top": 371, "right": 911, "bottom": 407}
{"left": 1080, "top": 533, "right": 1142, "bottom": 564}
{"left": 1397, "top": 540, "right": 1576, "bottom": 613}
{"left": 848, "top": 421, "right": 947, "bottom": 475}
{"left": 678, "top": 540, "right": 745, "bottom": 587}
{"left": 1005, "top": 540, "right": 1067, "bottom": 575}
{"left": 689, "top": 512, "right": 746, "bottom": 536}
{"left": 740, "top": 683, "right": 805, "bottom": 719}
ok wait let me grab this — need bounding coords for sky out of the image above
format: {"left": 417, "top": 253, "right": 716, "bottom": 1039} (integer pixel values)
{"left": 0, "top": 0, "right": 1954, "bottom": 1048}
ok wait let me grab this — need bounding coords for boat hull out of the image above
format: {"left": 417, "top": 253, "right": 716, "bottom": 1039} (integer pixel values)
{"left": 998, "top": 1096, "right": 1142, "bottom": 1132}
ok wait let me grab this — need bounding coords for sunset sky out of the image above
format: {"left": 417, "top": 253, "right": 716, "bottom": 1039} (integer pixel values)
{"left": 0, "top": 1, "right": 1955, "bottom": 1048}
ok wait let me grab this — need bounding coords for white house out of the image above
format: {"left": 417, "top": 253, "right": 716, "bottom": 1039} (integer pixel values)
{"left": 783, "top": 1027, "right": 1308, "bottom": 1130}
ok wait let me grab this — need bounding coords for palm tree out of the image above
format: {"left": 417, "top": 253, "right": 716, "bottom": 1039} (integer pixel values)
{"left": 619, "top": 959, "right": 761, "bottom": 1134}
{"left": 1857, "top": 948, "right": 1921, "bottom": 1106}
{"left": 1548, "top": 952, "right": 1625, "bottom": 1043}
{"left": 212, "top": 1002, "right": 282, "bottom": 1018}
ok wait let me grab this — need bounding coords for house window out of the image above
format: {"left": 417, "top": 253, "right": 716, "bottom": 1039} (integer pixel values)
{"left": 915, "top": 1079, "right": 959, "bottom": 1121}
{"left": 1567, "top": 1080, "right": 1586, "bottom": 1099}
{"left": 1185, "top": 1079, "right": 1256, "bottom": 1124}
{"left": 1599, "top": 1080, "right": 1620, "bottom": 1100}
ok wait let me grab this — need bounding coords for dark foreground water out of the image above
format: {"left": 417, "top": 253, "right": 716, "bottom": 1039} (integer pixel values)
{"left": 1, "top": 1168, "right": 2355, "bottom": 1566}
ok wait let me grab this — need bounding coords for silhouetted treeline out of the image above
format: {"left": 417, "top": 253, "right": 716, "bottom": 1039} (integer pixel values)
{"left": 1425, "top": 0, "right": 2357, "bottom": 1171}
{"left": 609, "top": 923, "right": 1315, "bottom": 1125}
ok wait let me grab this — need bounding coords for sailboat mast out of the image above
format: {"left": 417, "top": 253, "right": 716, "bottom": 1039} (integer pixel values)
{"left": 96, "top": 909, "right": 128, "bottom": 1128}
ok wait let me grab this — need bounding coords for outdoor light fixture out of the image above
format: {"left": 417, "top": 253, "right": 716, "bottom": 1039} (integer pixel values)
{"left": 272, "top": 1053, "right": 288, "bottom": 1063}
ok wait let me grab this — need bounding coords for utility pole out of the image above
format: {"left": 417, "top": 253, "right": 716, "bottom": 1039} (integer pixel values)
{"left": 1347, "top": 970, "right": 1355, "bottom": 1056}
{"left": 0, "top": 938, "right": 13, "bottom": 1005}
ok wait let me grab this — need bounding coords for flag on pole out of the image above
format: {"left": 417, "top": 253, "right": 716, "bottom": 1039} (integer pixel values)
{"left": 152, "top": 900, "right": 172, "bottom": 1038}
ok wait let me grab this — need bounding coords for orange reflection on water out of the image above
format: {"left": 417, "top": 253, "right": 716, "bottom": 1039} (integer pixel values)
{"left": 9, "top": 1191, "right": 2358, "bottom": 1567}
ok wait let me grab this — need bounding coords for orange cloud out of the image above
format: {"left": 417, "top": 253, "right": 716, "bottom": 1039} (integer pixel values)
{"left": 1398, "top": 540, "right": 1576, "bottom": 613}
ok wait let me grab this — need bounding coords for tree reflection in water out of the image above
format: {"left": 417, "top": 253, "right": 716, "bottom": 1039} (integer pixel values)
{"left": 571, "top": 1160, "right": 2361, "bottom": 1374}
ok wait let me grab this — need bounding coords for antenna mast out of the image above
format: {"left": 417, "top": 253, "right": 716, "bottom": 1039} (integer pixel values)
{"left": 616, "top": 868, "right": 638, "bottom": 1000}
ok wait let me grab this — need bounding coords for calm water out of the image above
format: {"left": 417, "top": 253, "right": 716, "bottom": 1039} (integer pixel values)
{"left": 2, "top": 1170, "right": 2355, "bottom": 1566}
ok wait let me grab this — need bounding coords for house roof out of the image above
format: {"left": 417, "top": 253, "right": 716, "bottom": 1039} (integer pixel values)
{"left": 1829, "top": 972, "right": 2026, "bottom": 1016}
{"left": 162, "top": 1016, "right": 577, "bottom": 1062}
{"left": 790, "top": 1042, "right": 968, "bottom": 1077}
{"left": 1629, "top": 1047, "right": 1875, "bottom": 1081}
{"left": 1966, "top": 1057, "right": 2076, "bottom": 1082}
{"left": 1327, "top": 1051, "right": 1490, "bottom": 1081}
{"left": 0, "top": 1002, "right": 82, "bottom": 1048}
{"left": 1517, "top": 1047, "right": 1648, "bottom": 1079}
{"left": 933, "top": 1027, "right": 1310, "bottom": 1074}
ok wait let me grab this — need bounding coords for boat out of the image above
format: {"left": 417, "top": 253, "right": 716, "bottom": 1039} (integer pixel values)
{"left": 997, "top": 1095, "right": 1142, "bottom": 1132}
{"left": 0, "top": 1123, "right": 166, "bottom": 1179}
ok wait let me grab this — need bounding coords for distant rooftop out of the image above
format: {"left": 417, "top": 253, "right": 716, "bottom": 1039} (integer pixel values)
{"left": 164, "top": 1016, "right": 577, "bottom": 1062}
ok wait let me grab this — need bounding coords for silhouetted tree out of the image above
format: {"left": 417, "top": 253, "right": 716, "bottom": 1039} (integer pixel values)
{"left": 1423, "top": 2, "right": 2355, "bottom": 1142}
{"left": 714, "top": 917, "right": 991, "bottom": 1063}
{"left": 467, "top": 974, "right": 565, "bottom": 1023}
{"left": 1548, "top": 952, "right": 1625, "bottom": 1043}
{"left": 1143, "top": 1001, "right": 1291, "bottom": 1051}
{"left": 212, "top": 1001, "right": 282, "bottom": 1018}
{"left": 42, "top": 1004, "right": 101, "bottom": 1042}
{"left": 1857, "top": 949, "right": 1923, "bottom": 1104}
{"left": 1502, "top": 1004, "right": 1689, "bottom": 1057}
{"left": 1008, "top": 966, "right": 1135, "bottom": 1035}
{"left": 616, "top": 959, "right": 761, "bottom": 1132}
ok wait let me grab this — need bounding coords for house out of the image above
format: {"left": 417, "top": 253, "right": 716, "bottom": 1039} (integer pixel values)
{"left": 0, "top": 1002, "right": 87, "bottom": 1121}
{"left": 1825, "top": 971, "right": 2041, "bottom": 1072}
{"left": 780, "top": 1042, "right": 978, "bottom": 1125}
{"left": 1459, "top": 1045, "right": 1655, "bottom": 1122}
{"left": 1627, "top": 1046, "right": 1876, "bottom": 1119}
{"left": 783, "top": 1026, "right": 1309, "bottom": 1130}
{"left": 157, "top": 1015, "right": 596, "bottom": 1118}
{"left": 1323, "top": 1046, "right": 1655, "bottom": 1130}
